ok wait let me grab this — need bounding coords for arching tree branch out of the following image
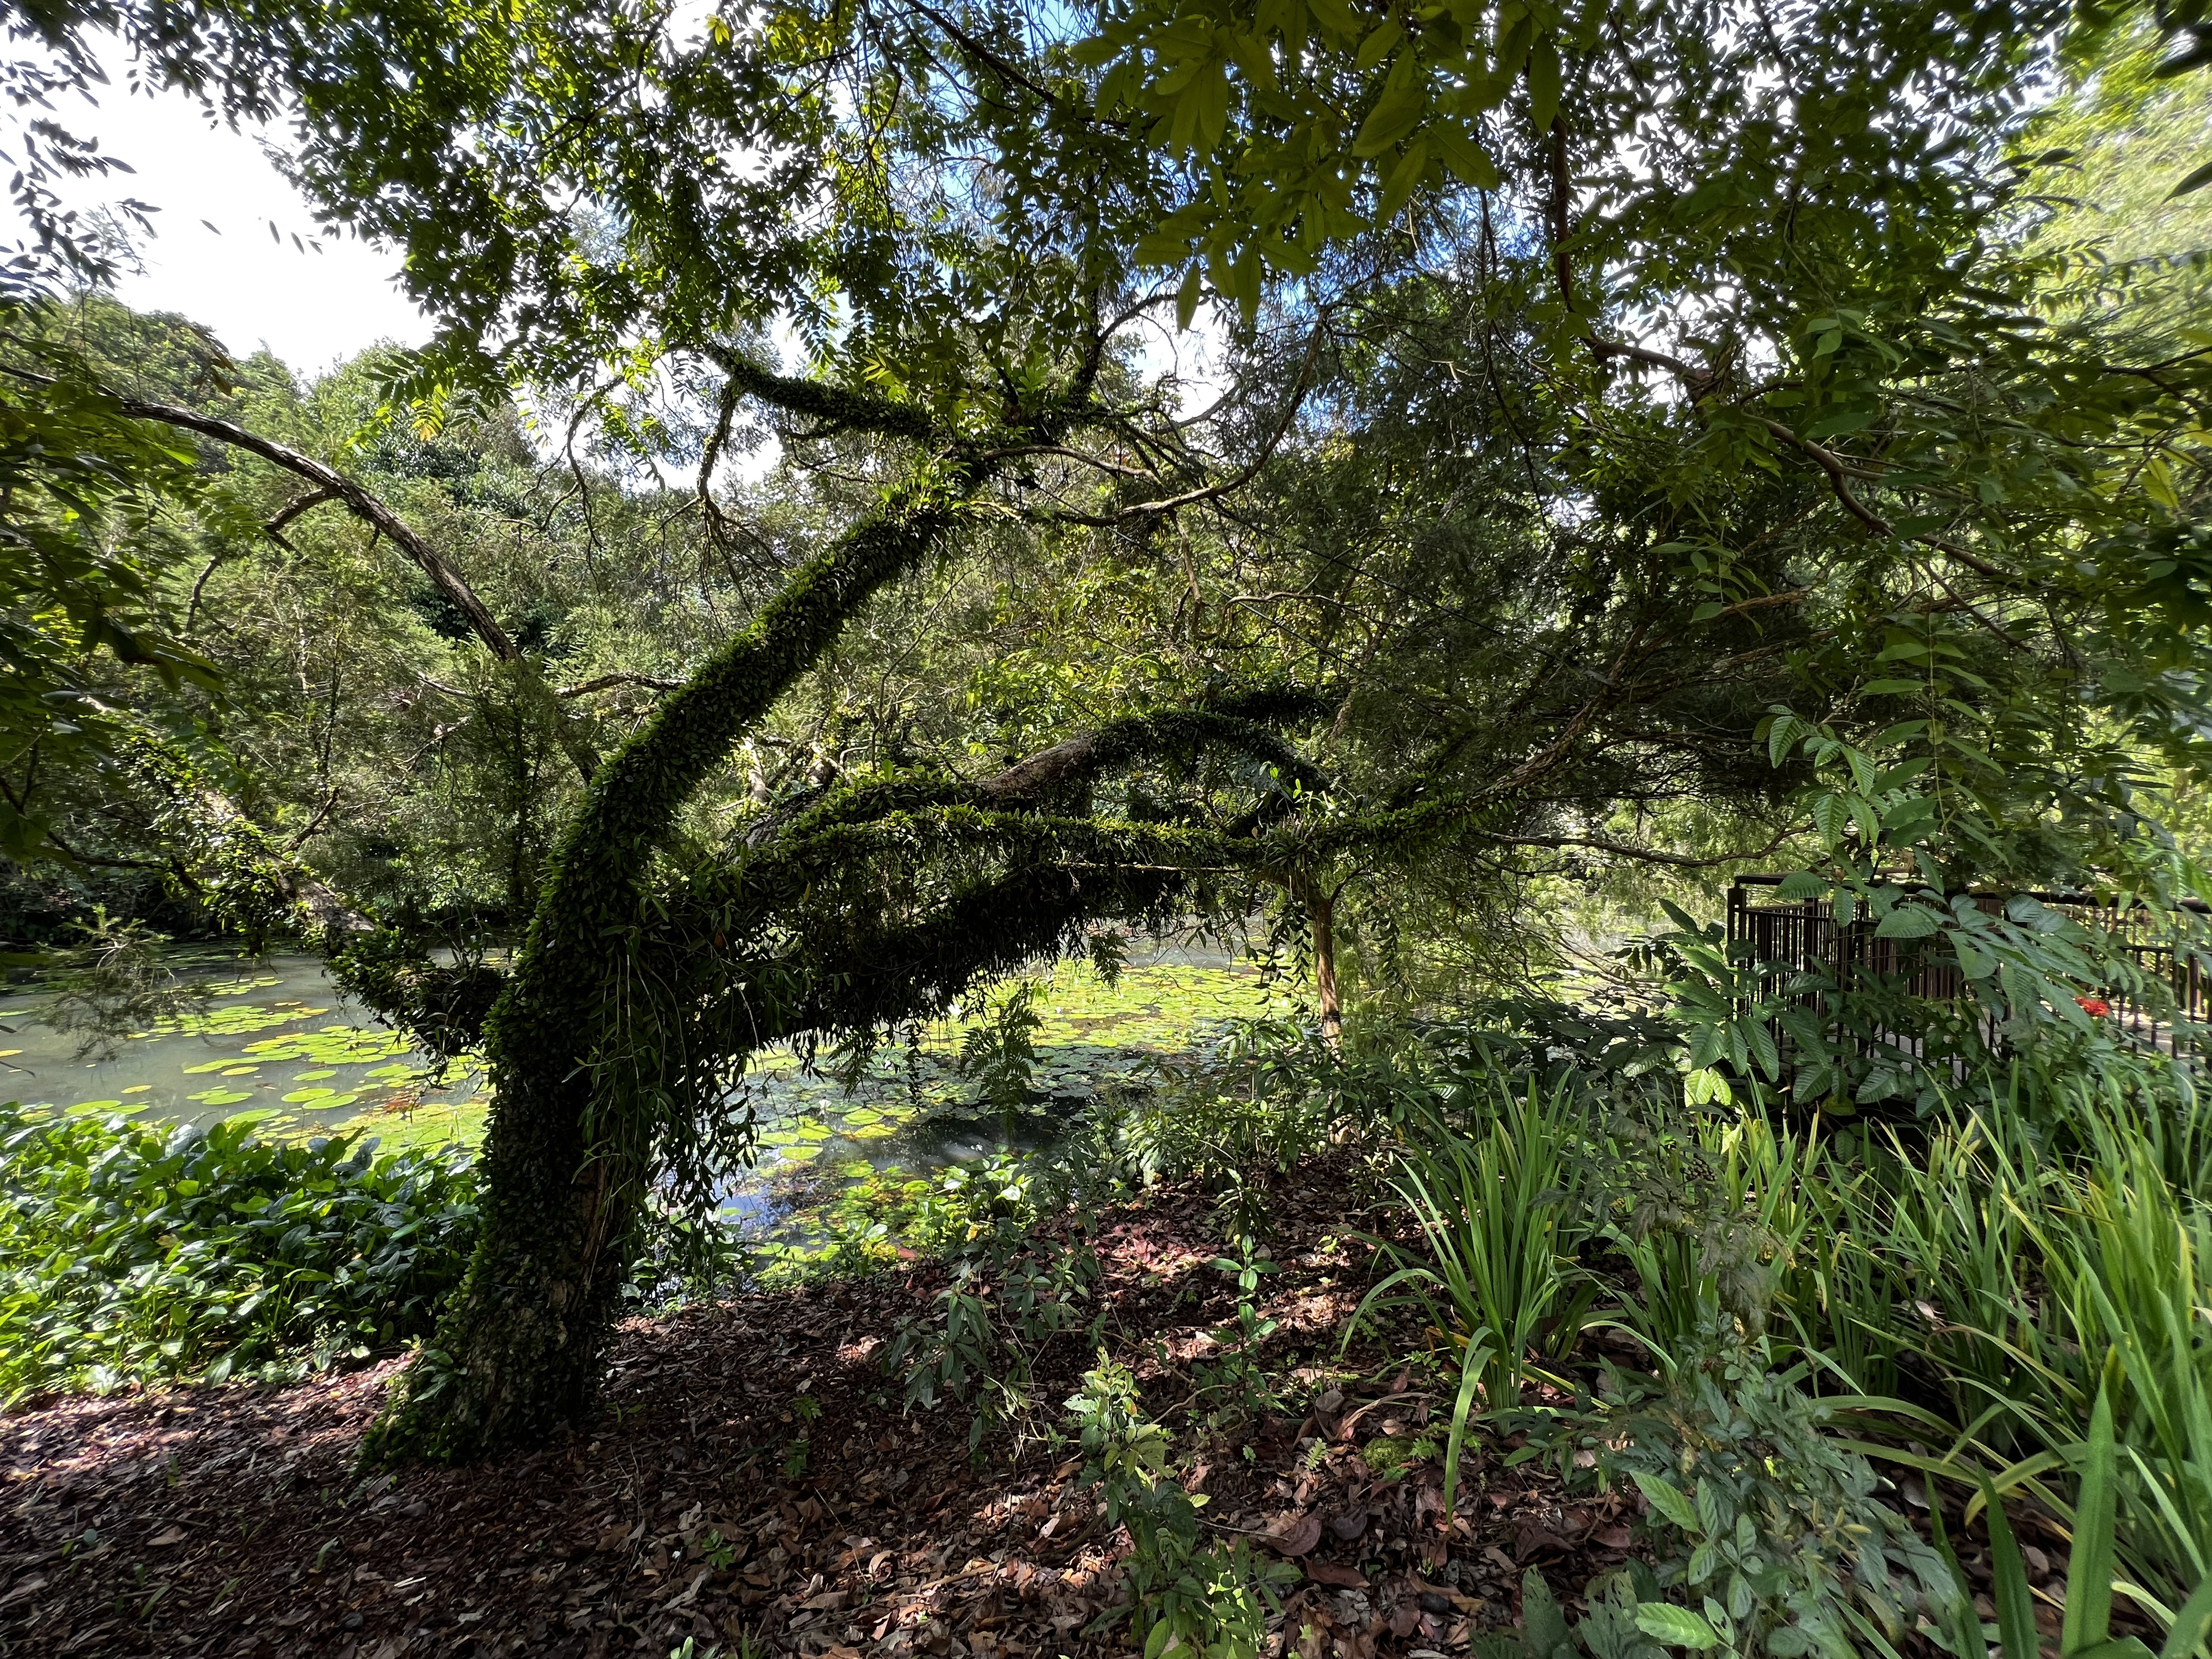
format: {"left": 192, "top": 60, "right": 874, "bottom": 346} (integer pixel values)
{"left": 108, "top": 395, "right": 618, "bottom": 785}
{"left": 110, "top": 395, "right": 520, "bottom": 659}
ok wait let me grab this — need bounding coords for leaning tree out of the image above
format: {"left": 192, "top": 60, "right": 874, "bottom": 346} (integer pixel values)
{"left": 11, "top": 0, "right": 2208, "bottom": 1455}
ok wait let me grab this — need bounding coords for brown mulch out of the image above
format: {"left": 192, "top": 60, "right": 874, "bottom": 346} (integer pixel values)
{"left": 0, "top": 1154, "right": 1645, "bottom": 1659}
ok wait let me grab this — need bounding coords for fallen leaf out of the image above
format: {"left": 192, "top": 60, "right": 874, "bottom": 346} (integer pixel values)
{"left": 1265, "top": 1514, "right": 1324, "bottom": 1557}
{"left": 1514, "top": 1519, "right": 1572, "bottom": 1559}
{"left": 147, "top": 1526, "right": 186, "bottom": 1547}
{"left": 1305, "top": 1561, "right": 1369, "bottom": 1589}
{"left": 1596, "top": 1524, "right": 1633, "bottom": 1550}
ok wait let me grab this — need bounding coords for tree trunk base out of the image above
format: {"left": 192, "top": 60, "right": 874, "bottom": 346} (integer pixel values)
{"left": 362, "top": 1180, "right": 628, "bottom": 1464}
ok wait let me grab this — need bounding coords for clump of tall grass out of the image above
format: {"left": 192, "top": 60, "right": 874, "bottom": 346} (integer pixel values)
{"left": 1353, "top": 1082, "right": 1595, "bottom": 1416}
{"left": 1305, "top": 1008, "right": 2212, "bottom": 1652}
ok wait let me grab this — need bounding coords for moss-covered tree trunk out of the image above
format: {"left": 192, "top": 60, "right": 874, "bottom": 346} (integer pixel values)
{"left": 364, "top": 477, "right": 966, "bottom": 1463}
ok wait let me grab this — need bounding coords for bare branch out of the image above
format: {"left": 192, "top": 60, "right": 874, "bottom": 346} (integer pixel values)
{"left": 903, "top": 0, "right": 1129, "bottom": 129}
{"left": 104, "top": 393, "right": 612, "bottom": 785}
{"left": 264, "top": 483, "right": 340, "bottom": 542}
{"left": 1040, "top": 324, "right": 1325, "bottom": 527}
{"left": 556, "top": 672, "right": 687, "bottom": 699}
{"left": 111, "top": 394, "right": 521, "bottom": 661}
{"left": 1480, "top": 821, "right": 1806, "bottom": 868}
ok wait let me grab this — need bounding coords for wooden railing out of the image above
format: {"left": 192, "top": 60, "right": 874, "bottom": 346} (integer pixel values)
{"left": 1725, "top": 877, "right": 2209, "bottom": 1061}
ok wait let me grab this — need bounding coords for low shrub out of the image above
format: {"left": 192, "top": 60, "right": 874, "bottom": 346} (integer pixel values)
{"left": 1549, "top": 1339, "right": 1958, "bottom": 1658}
{"left": 1067, "top": 1358, "right": 1297, "bottom": 1659}
{"left": 0, "top": 1102, "right": 477, "bottom": 1404}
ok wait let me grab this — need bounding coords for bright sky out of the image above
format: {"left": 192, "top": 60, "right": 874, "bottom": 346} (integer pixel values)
{"left": 13, "top": 34, "right": 1225, "bottom": 427}
{"left": 18, "top": 48, "right": 434, "bottom": 376}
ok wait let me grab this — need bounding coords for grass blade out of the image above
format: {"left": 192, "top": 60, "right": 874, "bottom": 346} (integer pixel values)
{"left": 1983, "top": 1474, "right": 2041, "bottom": 1659}
{"left": 2064, "top": 1384, "right": 2121, "bottom": 1656}
{"left": 2160, "top": 1574, "right": 2212, "bottom": 1659}
{"left": 1441, "top": 1324, "right": 1493, "bottom": 1527}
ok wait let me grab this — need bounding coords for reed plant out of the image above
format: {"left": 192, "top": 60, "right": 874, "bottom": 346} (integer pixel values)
{"left": 1352, "top": 1081, "right": 1594, "bottom": 1413}
{"left": 1993, "top": 1126, "right": 2212, "bottom": 1629}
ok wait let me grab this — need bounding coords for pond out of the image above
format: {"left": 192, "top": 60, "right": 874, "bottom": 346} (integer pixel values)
{"left": 1, "top": 942, "right": 1295, "bottom": 1259}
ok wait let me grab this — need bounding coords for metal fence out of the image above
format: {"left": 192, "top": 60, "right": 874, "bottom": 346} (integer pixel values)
{"left": 1726, "top": 876, "right": 2210, "bottom": 1060}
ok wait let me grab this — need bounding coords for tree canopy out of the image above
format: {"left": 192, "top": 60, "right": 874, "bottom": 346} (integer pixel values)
{"left": 0, "top": 0, "right": 2205, "bottom": 1458}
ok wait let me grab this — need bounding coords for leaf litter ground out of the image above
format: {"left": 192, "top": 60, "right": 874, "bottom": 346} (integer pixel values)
{"left": 0, "top": 1152, "right": 1650, "bottom": 1659}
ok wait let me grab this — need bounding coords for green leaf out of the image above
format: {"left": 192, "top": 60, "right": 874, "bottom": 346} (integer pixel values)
{"left": 1949, "top": 932, "right": 1995, "bottom": 979}
{"left": 1874, "top": 905, "right": 1939, "bottom": 940}
{"left": 1355, "top": 18, "right": 1403, "bottom": 67}
{"left": 1524, "top": 1569, "right": 1572, "bottom": 1656}
{"left": 1745, "top": 1021, "right": 1780, "bottom": 1082}
{"left": 2063, "top": 1384, "right": 2120, "bottom": 1655}
{"left": 1134, "top": 228, "right": 1194, "bottom": 266}
{"left": 1441, "top": 1321, "right": 1492, "bottom": 1523}
{"left": 2157, "top": 1574, "right": 2212, "bottom": 1659}
{"left": 1431, "top": 122, "right": 1500, "bottom": 188}
{"left": 1352, "top": 64, "right": 1425, "bottom": 156}
{"left": 1811, "top": 793, "right": 1847, "bottom": 846}
{"left": 1926, "top": 1491, "right": 1984, "bottom": 1659}
{"left": 1526, "top": 33, "right": 1561, "bottom": 129}
{"left": 1376, "top": 140, "right": 1428, "bottom": 225}
{"left": 1634, "top": 1470, "right": 1699, "bottom": 1532}
{"left": 1636, "top": 1604, "right": 1723, "bottom": 1650}
{"left": 2167, "top": 158, "right": 2212, "bottom": 200}
{"left": 1991, "top": 1486, "right": 2035, "bottom": 1659}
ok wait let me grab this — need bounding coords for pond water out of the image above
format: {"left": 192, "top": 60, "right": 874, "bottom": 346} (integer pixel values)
{"left": 1, "top": 941, "right": 1293, "bottom": 1258}
{"left": 0, "top": 952, "right": 491, "bottom": 1144}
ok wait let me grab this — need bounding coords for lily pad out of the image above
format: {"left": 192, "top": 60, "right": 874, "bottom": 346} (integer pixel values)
{"left": 218, "top": 1109, "right": 282, "bottom": 1131}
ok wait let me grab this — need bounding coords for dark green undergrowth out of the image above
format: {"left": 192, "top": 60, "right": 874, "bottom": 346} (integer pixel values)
{"left": 0, "top": 1103, "right": 477, "bottom": 1406}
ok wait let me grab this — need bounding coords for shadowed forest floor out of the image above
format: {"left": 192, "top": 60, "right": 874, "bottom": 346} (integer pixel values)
{"left": 0, "top": 1156, "right": 1658, "bottom": 1658}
